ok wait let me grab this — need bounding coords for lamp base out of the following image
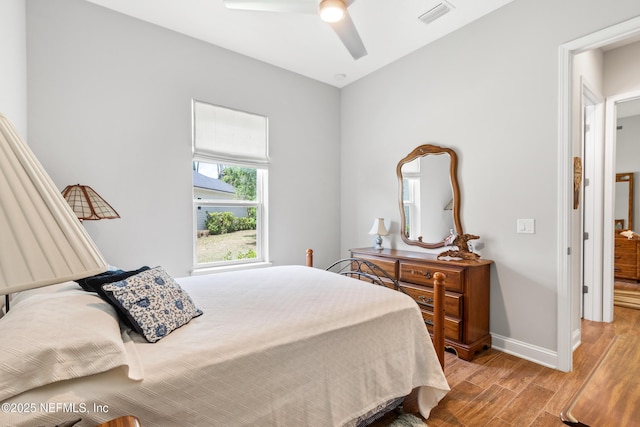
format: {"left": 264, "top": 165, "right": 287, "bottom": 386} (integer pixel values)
{"left": 373, "top": 235, "right": 383, "bottom": 250}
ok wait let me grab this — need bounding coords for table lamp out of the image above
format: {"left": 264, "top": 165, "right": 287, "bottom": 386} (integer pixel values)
{"left": 0, "top": 114, "right": 108, "bottom": 311}
{"left": 369, "top": 217, "right": 389, "bottom": 250}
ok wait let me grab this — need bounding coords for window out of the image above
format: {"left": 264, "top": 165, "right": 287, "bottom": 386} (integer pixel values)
{"left": 402, "top": 159, "right": 421, "bottom": 240}
{"left": 192, "top": 101, "right": 269, "bottom": 269}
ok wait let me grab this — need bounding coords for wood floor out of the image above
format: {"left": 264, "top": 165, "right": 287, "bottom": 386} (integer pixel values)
{"left": 378, "top": 302, "right": 640, "bottom": 427}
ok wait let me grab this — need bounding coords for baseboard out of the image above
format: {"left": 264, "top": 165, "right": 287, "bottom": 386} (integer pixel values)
{"left": 572, "top": 327, "right": 582, "bottom": 352}
{"left": 491, "top": 333, "right": 558, "bottom": 369}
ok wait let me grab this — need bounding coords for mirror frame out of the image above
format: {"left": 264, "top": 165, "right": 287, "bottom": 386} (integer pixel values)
{"left": 616, "top": 172, "right": 634, "bottom": 231}
{"left": 396, "top": 144, "right": 463, "bottom": 249}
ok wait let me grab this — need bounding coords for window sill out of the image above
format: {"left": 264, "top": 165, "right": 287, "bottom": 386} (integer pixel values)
{"left": 190, "top": 261, "right": 272, "bottom": 276}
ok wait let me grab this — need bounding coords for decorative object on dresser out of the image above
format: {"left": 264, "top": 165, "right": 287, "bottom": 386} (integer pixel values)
{"left": 614, "top": 233, "right": 640, "bottom": 281}
{"left": 438, "top": 233, "right": 481, "bottom": 260}
{"left": 369, "top": 217, "right": 389, "bottom": 250}
{"left": 620, "top": 229, "right": 640, "bottom": 239}
{"left": 350, "top": 247, "right": 493, "bottom": 361}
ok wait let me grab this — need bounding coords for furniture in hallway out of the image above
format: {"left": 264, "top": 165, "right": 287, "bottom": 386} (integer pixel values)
{"left": 614, "top": 235, "right": 640, "bottom": 281}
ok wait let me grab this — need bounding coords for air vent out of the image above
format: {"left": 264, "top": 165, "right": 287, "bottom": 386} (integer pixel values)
{"left": 419, "top": 1, "right": 453, "bottom": 25}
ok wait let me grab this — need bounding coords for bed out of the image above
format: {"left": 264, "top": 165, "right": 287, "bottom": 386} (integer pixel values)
{"left": 0, "top": 262, "right": 449, "bottom": 426}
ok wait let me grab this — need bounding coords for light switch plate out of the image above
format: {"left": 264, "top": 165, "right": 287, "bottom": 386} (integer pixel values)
{"left": 517, "top": 218, "right": 535, "bottom": 234}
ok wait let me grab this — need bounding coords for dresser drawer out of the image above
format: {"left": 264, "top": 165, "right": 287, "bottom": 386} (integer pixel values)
{"left": 421, "top": 309, "right": 462, "bottom": 342}
{"left": 400, "top": 283, "right": 462, "bottom": 318}
{"left": 614, "top": 253, "right": 637, "bottom": 266}
{"left": 399, "top": 261, "right": 464, "bottom": 293}
{"left": 354, "top": 256, "right": 398, "bottom": 280}
{"left": 614, "top": 249, "right": 637, "bottom": 265}
{"left": 614, "top": 264, "right": 637, "bottom": 279}
{"left": 615, "top": 238, "right": 638, "bottom": 254}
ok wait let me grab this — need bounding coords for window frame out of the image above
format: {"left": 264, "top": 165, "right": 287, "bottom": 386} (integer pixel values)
{"left": 191, "top": 101, "right": 270, "bottom": 273}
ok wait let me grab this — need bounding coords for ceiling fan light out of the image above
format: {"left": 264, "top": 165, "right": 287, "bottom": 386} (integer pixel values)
{"left": 319, "top": 0, "right": 346, "bottom": 23}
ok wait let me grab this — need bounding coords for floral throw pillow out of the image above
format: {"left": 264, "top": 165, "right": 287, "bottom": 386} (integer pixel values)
{"left": 101, "top": 267, "right": 203, "bottom": 343}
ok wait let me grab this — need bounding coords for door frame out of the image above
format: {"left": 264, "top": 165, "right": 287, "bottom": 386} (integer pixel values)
{"left": 581, "top": 80, "right": 604, "bottom": 322}
{"left": 558, "top": 16, "right": 640, "bottom": 372}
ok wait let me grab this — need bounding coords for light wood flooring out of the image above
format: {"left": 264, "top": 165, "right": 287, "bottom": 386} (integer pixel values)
{"left": 377, "top": 302, "right": 640, "bottom": 426}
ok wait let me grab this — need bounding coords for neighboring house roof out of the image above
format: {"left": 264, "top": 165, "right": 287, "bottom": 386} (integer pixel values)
{"left": 193, "top": 171, "right": 235, "bottom": 194}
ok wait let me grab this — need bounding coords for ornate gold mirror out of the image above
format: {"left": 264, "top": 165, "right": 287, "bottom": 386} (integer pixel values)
{"left": 615, "top": 172, "right": 634, "bottom": 231}
{"left": 397, "top": 144, "right": 463, "bottom": 249}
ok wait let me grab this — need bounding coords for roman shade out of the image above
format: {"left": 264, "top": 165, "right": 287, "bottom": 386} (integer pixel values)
{"left": 193, "top": 100, "right": 269, "bottom": 166}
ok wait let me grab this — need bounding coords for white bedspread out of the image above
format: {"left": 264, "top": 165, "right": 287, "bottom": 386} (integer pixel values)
{"left": 2, "top": 265, "right": 448, "bottom": 426}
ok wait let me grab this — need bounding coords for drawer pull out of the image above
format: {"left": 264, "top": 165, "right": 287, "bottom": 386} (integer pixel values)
{"left": 424, "top": 319, "right": 434, "bottom": 327}
{"left": 418, "top": 295, "right": 434, "bottom": 305}
{"left": 424, "top": 270, "right": 432, "bottom": 279}
{"left": 615, "top": 268, "right": 621, "bottom": 272}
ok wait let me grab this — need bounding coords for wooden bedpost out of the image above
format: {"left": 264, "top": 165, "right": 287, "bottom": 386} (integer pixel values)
{"left": 306, "top": 249, "right": 313, "bottom": 267}
{"left": 433, "top": 272, "right": 446, "bottom": 369}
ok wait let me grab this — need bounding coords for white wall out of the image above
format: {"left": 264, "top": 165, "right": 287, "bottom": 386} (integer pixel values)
{"left": 340, "top": 0, "right": 640, "bottom": 361}
{"left": 26, "top": 0, "right": 342, "bottom": 276}
{"left": 0, "top": 0, "right": 27, "bottom": 137}
{"left": 603, "top": 41, "right": 640, "bottom": 96}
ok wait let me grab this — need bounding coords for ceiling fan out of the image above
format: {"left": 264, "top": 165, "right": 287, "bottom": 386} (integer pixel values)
{"left": 223, "top": 0, "right": 368, "bottom": 60}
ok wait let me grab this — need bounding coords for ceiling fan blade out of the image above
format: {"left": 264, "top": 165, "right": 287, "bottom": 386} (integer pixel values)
{"left": 329, "top": 12, "right": 367, "bottom": 60}
{"left": 223, "top": 0, "right": 318, "bottom": 14}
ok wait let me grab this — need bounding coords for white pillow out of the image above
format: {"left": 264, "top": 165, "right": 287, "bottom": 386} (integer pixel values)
{"left": 0, "top": 284, "right": 135, "bottom": 401}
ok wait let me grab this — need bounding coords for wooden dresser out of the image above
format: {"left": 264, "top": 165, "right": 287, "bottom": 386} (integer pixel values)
{"left": 614, "top": 235, "right": 640, "bottom": 281}
{"left": 350, "top": 247, "right": 493, "bottom": 361}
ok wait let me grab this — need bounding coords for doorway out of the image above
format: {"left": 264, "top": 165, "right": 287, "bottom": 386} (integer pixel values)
{"left": 558, "top": 16, "right": 640, "bottom": 372}
{"left": 603, "top": 92, "right": 640, "bottom": 321}
{"left": 581, "top": 81, "right": 604, "bottom": 322}
{"left": 606, "top": 95, "right": 640, "bottom": 315}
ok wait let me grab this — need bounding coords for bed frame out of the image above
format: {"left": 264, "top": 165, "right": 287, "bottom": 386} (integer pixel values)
{"left": 305, "top": 249, "right": 446, "bottom": 369}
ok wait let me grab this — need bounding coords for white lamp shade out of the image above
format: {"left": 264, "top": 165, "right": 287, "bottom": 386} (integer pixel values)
{"left": 368, "top": 218, "right": 389, "bottom": 236}
{"left": 0, "top": 114, "right": 108, "bottom": 294}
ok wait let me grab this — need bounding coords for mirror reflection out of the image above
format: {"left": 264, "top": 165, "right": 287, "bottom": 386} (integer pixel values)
{"left": 397, "top": 144, "right": 463, "bottom": 249}
{"left": 615, "top": 172, "right": 634, "bottom": 231}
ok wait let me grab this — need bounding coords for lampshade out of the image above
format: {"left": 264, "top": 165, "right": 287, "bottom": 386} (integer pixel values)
{"left": 61, "top": 184, "right": 120, "bottom": 221}
{"left": 319, "top": 0, "right": 346, "bottom": 23}
{"left": 0, "top": 114, "right": 108, "bottom": 295}
{"left": 368, "top": 218, "right": 389, "bottom": 236}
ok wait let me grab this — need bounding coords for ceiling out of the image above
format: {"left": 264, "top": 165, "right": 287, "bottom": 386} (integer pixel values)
{"left": 86, "top": 0, "right": 516, "bottom": 88}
